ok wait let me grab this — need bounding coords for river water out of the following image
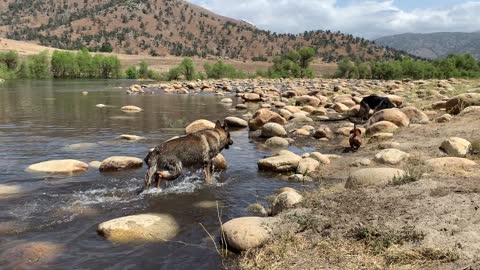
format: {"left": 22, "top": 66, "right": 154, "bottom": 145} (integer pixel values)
{"left": 0, "top": 80, "right": 311, "bottom": 269}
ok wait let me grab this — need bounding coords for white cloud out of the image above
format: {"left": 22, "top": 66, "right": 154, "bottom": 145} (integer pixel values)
{"left": 188, "top": 0, "right": 480, "bottom": 39}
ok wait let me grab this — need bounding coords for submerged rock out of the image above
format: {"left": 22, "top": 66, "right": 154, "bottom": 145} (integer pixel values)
{"left": 0, "top": 242, "right": 64, "bottom": 269}
{"left": 120, "top": 105, "right": 143, "bottom": 112}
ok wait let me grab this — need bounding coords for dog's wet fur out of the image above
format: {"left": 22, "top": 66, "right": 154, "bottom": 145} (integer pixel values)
{"left": 142, "top": 120, "right": 233, "bottom": 191}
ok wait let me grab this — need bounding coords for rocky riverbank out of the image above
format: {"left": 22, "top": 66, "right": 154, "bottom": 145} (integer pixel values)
{"left": 14, "top": 77, "right": 480, "bottom": 269}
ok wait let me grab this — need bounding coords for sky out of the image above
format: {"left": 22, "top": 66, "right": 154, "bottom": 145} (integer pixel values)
{"left": 188, "top": 0, "right": 480, "bottom": 39}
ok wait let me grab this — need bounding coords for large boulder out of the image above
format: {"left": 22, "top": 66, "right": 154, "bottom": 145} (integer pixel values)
{"left": 345, "top": 168, "right": 406, "bottom": 189}
{"left": 374, "top": 149, "right": 410, "bottom": 165}
{"left": 439, "top": 137, "right": 472, "bottom": 157}
{"left": 224, "top": 117, "right": 248, "bottom": 128}
{"left": 367, "top": 109, "right": 410, "bottom": 128}
{"left": 222, "top": 217, "right": 274, "bottom": 251}
{"left": 366, "top": 121, "right": 399, "bottom": 136}
{"left": 258, "top": 150, "right": 301, "bottom": 172}
{"left": 296, "top": 158, "right": 320, "bottom": 175}
{"left": 26, "top": 160, "right": 88, "bottom": 174}
{"left": 445, "top": 93, "right": 480, "bottom": 115}
{"left": 99, "top": 156, "right": 143, "bottom": 172}
{"left": 271, "top": 189, "right": 303, "bottom": 216}
{"left": 400, "top": 107, "right": 429, "bottom": 124}
{"left": 248, "top": 109, "right": 287, "bottom": 131}
{"left": 261, "top": 123, "right": 287, "bottom": 138}
{"left": 97, "top": 214, "right": 179, "bottom": 242}
{"left": 185, "top": 119, "right": 215, "bottom": 134}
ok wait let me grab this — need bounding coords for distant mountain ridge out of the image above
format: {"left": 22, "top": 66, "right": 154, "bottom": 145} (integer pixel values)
{"left": 376, "top": 32, "right": 480, "bottom": 60}
{"left": 0, "top": 0, "right": 400, "bottom": 62}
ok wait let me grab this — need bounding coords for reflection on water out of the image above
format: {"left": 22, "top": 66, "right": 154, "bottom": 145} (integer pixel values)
{"left": 0, "top": 80, "right": 307, "bottom": 269}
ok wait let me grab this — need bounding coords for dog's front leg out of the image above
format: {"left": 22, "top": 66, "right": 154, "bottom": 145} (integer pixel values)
{"left": 204, "top": 162, "right": 213, "bottom": 184}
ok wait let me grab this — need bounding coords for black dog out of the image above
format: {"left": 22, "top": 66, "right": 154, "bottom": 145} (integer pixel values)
{"left": 357, "top": 95, "right": 396, "bottom": 120}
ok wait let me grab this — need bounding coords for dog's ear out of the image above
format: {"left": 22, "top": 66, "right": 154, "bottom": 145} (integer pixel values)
{"left": 350, "top": 129, "right": 354, "bottom": 134}
{"left": 222, "top": 121, "right": 229, "bottom": 132}
{"left": 215, "top": 120, "right": 222, "bottom": 129}
{"left": 357, "top": 129, "right": 362, "bottom": 135}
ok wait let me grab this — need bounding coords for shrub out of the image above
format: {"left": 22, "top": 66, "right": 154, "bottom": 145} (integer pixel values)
{"left": 125, "top": 66, "right": 138, "bottom": 79}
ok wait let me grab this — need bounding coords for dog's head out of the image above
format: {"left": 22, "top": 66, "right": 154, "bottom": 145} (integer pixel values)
{"left": 215, "top": 120, "right": 233, "bottom": 149}
{"left": 350, "top": 128, "right": 362, "bottom": 137}
{"left": 143, "top": 148, "right": 158, "bottom": 190}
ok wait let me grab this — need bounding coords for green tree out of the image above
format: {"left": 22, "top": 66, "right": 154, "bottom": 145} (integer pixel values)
{"left": 0, "top": 51, "right": 19, "bottom": 70}
{"left": 125, "top": 66, "right": 138, "bottom": 79}
{"left": 139, "top": 60, "right": 149, "bottom": 78}
{"left": 28, "top": 51, "right": 51, "bottom": 79}
{"left": 298, "top": 47, "right": 315, "bottom": 69}
{"left": 179, "top": 57, "right": 195, "bottom": 80}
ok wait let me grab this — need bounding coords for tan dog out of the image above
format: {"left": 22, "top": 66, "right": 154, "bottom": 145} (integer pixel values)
{"left": 143, "top": 120, "right": 233, "bottom": 190}
{"left": 349, "top": 124, "right": 362, "bottom": 151}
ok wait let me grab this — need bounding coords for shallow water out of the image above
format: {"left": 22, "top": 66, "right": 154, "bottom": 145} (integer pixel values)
{"left": 0, "top": 80, "right": 312, "bottom": 269}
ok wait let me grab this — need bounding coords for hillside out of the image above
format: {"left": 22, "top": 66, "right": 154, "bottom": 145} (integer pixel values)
{"left": 376, "top": 32, "right": 480, "bottom": 60}
{"left": 0, "top": 0, "right": 399, "bottom": 62}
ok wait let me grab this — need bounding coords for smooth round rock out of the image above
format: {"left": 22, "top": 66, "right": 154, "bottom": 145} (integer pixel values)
{"left": 97, "top": 214, "right": 179, "bottom": 243}
{"left": 271, "top": 190, "right": 303, "bottom": 216}
{"left": 222, "top": 217, "right": 274, "bottom": 251}
{"left": 185, "top": 119, "right": 215, "bottom": 134}
{"left": 99, "top": 156, "right": 143, "bottom": 172}
{"left": 27, "top": 160, "right": 89, "bottom": 175}
{"left": 440, "top": 137, "right": 472, "bottom": 157}
{"left": 121, "top": 105, "right": 142, "bottom": 112}
{"left": 374, "top": 149, "right": 410, "bottom": 165}
{"left": 346, "top": 168, "right": 406, "bottom": 189}
{"left": 224, "top": 116, "right": 248, "bottom": 128}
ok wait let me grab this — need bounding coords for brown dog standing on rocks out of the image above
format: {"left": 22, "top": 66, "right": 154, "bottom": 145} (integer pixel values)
{"left": 349, "top": 124, "right": 362, "bottom": 151}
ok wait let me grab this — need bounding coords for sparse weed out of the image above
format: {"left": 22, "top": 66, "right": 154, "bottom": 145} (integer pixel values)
{"left": 391, "top": 155, "right": 426, "bottom": 186}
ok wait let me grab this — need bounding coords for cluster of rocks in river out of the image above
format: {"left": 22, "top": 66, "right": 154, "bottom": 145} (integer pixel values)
{"left": 16, "top": 78, "right": 480, "bottom": 257}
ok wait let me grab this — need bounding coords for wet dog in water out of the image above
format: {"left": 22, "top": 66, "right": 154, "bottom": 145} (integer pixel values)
{"left": 143, "top": 120, "right": 233, "bottom": 190}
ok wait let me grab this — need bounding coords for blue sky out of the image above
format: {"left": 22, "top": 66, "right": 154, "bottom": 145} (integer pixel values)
{"left": 189, "top": 0, "right": 480, "bottom": 39}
